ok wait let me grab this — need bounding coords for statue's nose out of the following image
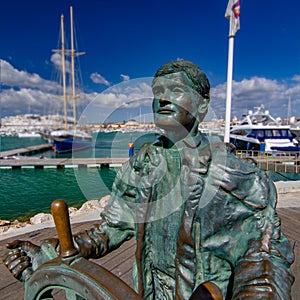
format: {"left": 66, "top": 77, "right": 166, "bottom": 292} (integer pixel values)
{"left": 159, "top": 94, "right": 169, "bottom": 104}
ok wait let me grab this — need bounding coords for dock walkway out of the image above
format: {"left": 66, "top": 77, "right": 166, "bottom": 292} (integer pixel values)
{"left": 2, "top": 145, "right": 300, "bottom": 173}
{"left": 0, "top": 144, "right": 52, "bottom": 159}
{"left": 0, "top": 205, "right": 299, "bottom": 299}
{"left": 0, "top": 157, "right": 129, "bottom": 169}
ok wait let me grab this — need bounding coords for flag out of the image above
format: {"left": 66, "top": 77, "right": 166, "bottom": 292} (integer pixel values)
{"left": 225, "top": 0, "right": 240, "bottom": 37}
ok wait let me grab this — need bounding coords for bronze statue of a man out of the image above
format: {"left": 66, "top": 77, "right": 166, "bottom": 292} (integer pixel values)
{"left": 4, "top": 60, "right": 294, "bottom": 299}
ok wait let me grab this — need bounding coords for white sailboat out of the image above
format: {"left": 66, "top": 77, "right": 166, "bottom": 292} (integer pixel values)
{"left": 41, "top": 6, "right": 92, "bottom": 153}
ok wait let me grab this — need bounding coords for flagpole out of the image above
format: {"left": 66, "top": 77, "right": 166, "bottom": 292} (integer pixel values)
{"left": 224, "top": 35, "right": 235, "bottom": 143}
{"left": 224, "top": 0, "right": 240, "bottom": 143}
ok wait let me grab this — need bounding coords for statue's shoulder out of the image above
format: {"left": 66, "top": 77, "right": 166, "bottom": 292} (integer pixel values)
{"left": 127, "top": 140, "right": 162, "bottom": 171}
{"left": 210, "top": 142, "right": 260, "bottom": 172}
{"left": 208, "top": 142, "right": 274, "bottom": 208}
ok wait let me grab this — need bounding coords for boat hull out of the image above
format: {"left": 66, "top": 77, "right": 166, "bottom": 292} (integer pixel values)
{"left": 230, "top": 136, "right": 300, "bottom": 153}
{"left": 51, "top": 138, "right": 91, "bottom": 154}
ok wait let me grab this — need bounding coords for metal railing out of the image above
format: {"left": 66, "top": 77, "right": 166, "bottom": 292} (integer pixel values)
{"left": 235, "top": 150, "right": 300, "bottom": 173}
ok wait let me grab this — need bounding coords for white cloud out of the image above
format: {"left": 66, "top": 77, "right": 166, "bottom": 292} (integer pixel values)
{"left": 291, "top": 75, "right": 300, "bottom": 82}
{"left": 0, "top": 59, "right": 86, "bottom": 116}
{"left": 90, "top": 72, "right": 110, "bottom": 86}
{"left": 0, "top": 59, "right": 59, "bottom": 93}
{"left": 210, "top": 76, "right": 300, "bottom": 119}
{"left": 120, "top": 74, "right": 130, "bottom": 81}
{"left": 0, "top": 88, "right": 63, "bottom": 115}
{"left": 50, "top": 53, "right": 70, "bottom": 74}
{"left": 1, "top": 58, "right": 300, "bottom": 122}
{"left": 78, "top": 78, "right": 153, "bottom": 123}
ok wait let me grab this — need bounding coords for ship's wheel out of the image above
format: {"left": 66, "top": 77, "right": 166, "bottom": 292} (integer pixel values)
{"left": 24, "top": 199, "right": 222, "bottom": 300}
{"left": 24, "top": 255, "right": 141, "bottom": 300}
{"left": 23, "top": 199, "right": 141, "bottom": 300}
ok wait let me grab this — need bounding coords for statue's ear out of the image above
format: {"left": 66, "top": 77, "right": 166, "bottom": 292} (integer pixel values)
{"left": 198, "top": 97, "right": 210, "bottom": 115}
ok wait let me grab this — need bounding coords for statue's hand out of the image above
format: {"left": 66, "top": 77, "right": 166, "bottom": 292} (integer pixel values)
{"left": 74, "top": 233, "right": 93, "bottom": 258}
{"left": 234, "top": 284, "right": 275, "bottom": 299}
{"left": 4, "top": 238, "right": 59, "bottom": 282}
{"left": 74, "top": 228, "right": 108, "bottom": 259}
{"left": 4, "top": 240, "right": 40, "bottom": 281}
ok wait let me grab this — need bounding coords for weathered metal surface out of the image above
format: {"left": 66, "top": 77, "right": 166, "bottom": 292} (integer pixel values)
{"left": 2, "top": 60, "right": 295, "bottom": 299}
{"left": 20, "top": 199, "right": 141, "bottom": 300}
{"left": 51, "top": 200, "right": 78, "bottom": 258}
{"left": 24, "top": 257, "right": 141, "bottom": 300}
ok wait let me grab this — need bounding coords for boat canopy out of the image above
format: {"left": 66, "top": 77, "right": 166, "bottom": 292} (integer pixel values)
{"left": 235, "top": 105, "right": 283, "bottom": 126}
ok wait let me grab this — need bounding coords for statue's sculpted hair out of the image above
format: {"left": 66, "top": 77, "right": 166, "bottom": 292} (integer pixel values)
{"left": 153, "top": 60, "right": 210, "bottom": 101}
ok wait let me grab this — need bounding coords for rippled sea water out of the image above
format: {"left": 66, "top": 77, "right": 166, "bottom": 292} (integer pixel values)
{"left": 0, "top": 132, "right": 158, "bottom": 220}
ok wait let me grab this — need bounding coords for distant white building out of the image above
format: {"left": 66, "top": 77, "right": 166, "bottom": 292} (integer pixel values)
{"left": 0, "top": 114, "right": 66, "bottom": 136}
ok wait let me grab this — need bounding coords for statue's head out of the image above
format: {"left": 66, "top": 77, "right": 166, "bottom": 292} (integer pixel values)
{"left": 152, "top": 60, "right": 210, "bottom": 139}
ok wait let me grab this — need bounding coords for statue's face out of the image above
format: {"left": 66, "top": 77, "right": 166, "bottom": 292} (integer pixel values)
{"left": 152, "top": 72, "right": 200, "bottom": 133}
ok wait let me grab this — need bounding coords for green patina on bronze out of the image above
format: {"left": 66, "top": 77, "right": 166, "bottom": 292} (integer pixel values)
{"left": 4, "top": 60, "right": 294, "bottom": 299}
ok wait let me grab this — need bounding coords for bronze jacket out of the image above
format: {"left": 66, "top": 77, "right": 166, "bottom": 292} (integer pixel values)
{"left": 82, "top": 133, "right": 294, "bottom": 299}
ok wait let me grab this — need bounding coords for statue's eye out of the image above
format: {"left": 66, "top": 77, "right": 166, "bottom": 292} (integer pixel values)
{"left": 172, "top": 87, "right": 183, "bottom": 93}
{"left": 153, "top": 86, "right": 163, "bottom": 95}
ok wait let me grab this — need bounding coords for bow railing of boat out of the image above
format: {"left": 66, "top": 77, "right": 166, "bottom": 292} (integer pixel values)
{"left": 235, "top": 150, "right": 300, "bottom": 173}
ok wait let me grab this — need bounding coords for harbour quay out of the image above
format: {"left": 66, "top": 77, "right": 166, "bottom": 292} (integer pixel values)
{"left": 2, "top": 145, "right": 300, "bottom": 173}
{"left": 0, "top": 144, "right": 52, "bottom": 159}
{"left": 0, "top": 157, "right": 128, "bottom": 169}
{"left": 0, "top": 144, "right": 129, "bottom": 169}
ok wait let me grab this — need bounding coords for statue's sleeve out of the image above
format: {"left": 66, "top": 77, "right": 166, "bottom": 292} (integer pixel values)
{"left": 209, "top": 148, "right": 294, "bottom": 298}
{"left": 231, "top": 174, "right": 294, "bottom": 299}
{"left": 74, "top": 160, "right": 138, "bottom": 259}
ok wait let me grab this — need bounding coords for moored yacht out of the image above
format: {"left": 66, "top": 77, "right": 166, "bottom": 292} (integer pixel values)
{"left": 230, "top": 105, "right": 300, "bottom": 153}
{"left": 40, "top": 129, "right": 92, "bottom": 153}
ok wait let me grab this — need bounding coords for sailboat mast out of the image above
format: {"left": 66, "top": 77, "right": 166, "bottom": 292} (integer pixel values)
{"left": 60, "top": 14, "right": 68, "bottom": 130}
{"left": 70, "top": 6, "right": 77, "bottom": 128}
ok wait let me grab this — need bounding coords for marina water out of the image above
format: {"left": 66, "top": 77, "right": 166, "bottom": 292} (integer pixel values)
{"left": 1, "top": 132, "right": 298, "bottom": 221}
{"left": 0, "top": 132, "right": 158, "bottom": 221}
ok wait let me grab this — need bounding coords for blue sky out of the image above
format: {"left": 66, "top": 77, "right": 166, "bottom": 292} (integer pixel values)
{"left": 1, "top": 0, "right": 300, "bottom": 123}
